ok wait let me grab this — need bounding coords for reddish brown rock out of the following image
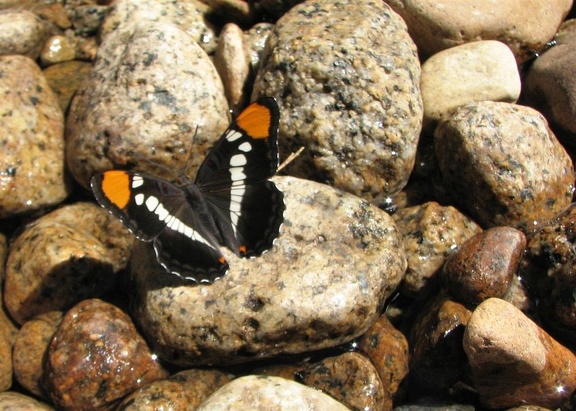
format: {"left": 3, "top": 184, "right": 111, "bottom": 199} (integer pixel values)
{"left": 45, "top": 299, "right": 168, "bottom": 411}
{"left": 358, "top": 314, "right": 409, "bottom": 409}
{"left": 464, "top": 298, "right": 576, "bottom": 409}
{"left": 442, "top": 227, "right": 526, "bottom": 305}
{"left": 13, "top": 311, "right": 63, "bottom": 398}
{"left": 298, "top": 351, "right": 386, "bottom": 411}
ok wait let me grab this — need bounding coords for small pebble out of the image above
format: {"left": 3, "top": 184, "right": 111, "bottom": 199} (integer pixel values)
{"left": 40, "top": 35, "right": 76, "bottom": 67}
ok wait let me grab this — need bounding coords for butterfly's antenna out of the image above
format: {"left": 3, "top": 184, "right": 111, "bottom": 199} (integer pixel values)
{"left": 277, "top": 146, "right": 305, "bottom": 173}
{"left": 182, "top": 125, "right": 200, "bottom": 179}
{"left": 131, "top": 151, "right": 179, "bottom": 180}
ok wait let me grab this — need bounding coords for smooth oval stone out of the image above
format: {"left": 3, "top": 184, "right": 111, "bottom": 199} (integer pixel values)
{"left": 0, "top": 392, "right": 54, "bottom": 410}
{"left": 0, "top": 9, "right": 48, "bottom": 59}
{"left": 131, "top": 176, "right": 407, "bottom": 366}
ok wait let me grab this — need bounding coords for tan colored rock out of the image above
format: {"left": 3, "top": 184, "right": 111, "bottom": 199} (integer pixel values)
{"left": 0, "top": 10, "right": 48, "bottom": 59}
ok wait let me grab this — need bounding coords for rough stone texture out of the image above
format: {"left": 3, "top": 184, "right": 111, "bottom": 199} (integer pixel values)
{"left": 244, "top": 22, "right": 273, "bottom": 72}
{"left": 66, "top": 22, "right": 229, "bottom": 188}
{"left": 131, "top": 176, "right": 407, "bottom": 366}
{"left": 0, "top": 234, "right": 17, "bottom": 346}
{"left": 463, "top": 298, "right": 576, "bottom": 409}
{"left": 43, "top": 60, "right": 92, "bottom": 112}
{"left": 4, "top": 202, "right": 132, "bottom": 325}
{"left": 100, "top": 0, "right": 218, "bottom": 55}
{"left": 434, "top": 102, "right": 574, "bottom": 231}
{"left": 386, "top": 0, "right": 572, "bottom": 62}
{"left": 299, "top": 352, "right": 386, "bottom": 411}
{"left": 0, "top": 392, "right": 54, "bottom": 410}
{"left": 524, "top": 20, "right": 576, "bottom": 146}
{"left": 13, "top": 311, "right": 63, "bottom": 399}
{"left": 0, "top": 331, "right": 10, "bottom": 392}
{"left": 197, "top": 375, "right": 351, "bottom": 410}
{"left": 421, "top": 40, "right": 521, "bottom": 132}
{"left": 214, "top": 23, "right": 251, "bottom": 113}
{"left": 0, "top": 55, "right": 69, "bottom": 218}
{"left": 392, "top": 201, "right": 482, "bottom": 297}
{"left": 408, "top": 295, "right": 472, "bottom": 396}
{"left": 442, "top": 227, "right": 526, "bottom": 305}
{"left": 117, "top": 369, "right": 230, "bottom": 410}
{"left": 357, "top": 314, "right": 409, "bottom": 410}
{"left": 253, "top": 0, "right": 422, "bottom": 203}
{"left": 45, "top": 299, "right": 168, "bottom": 411}
{"left": 0, "top": 9, "right": 48, "bottom": 59}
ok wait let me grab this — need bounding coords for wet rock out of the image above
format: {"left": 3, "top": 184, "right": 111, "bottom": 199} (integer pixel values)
{"left": 0, "top": 234, "right": 17, "bottom": 346}
{"left": 442, "top": 227, "right": 526, "bottom": 305}
{"left": 118, "top": 369, "right": 230, "bottom": 410}
{"left": 244, "top": 22, "right": 273, "bottom": 72}
{"left": 45, "top": 299, "right": 168, "bottom": 411}
{"left": 0, "top": 55, "right": 69, "bottom": 218}
{"left": 434, "top": 102, "right": 574, "bottom": 231}
{"left": 0, "top": 392, "right": 54, "bottom": 410}
{"left": 253, "top": 0, "right": 422, "bottom": 203}
{"left": 392, "top": 201, "right": 481, "bottom": 297}
{"left": 43, "top": 60, "right": 92, "bottom": 112}
{"left": 524, "top": 21, "right": 576, "bottom": 145}
{"left": 131, "top": 176, "right": 407, "bottom": 366}
{"left": 4, "top": 202, "right": 132, "bottom": 324}
{"left": 13, "top": 311, "right": 63, "bottom": 398}
{"left": 66, "top": 22, "right": 228, "bottom": 188}
{"left": 197, "top": 375, "right": 351, "bottom": 410}
{"left": 421, "top": 40, "right": 521, "bottom": 132}
{"left": 357, "top": 314, "right": 409, "bottom": 409}
{"left": 463, "top": 298, "right": 576, "bottom": 409}
{"left": 100, "top": 0, "right": 218, "bottom": 55}
{"left": 39, "top": 35, "right": 76, "bottom": 67}
{"left": 386, "top": 0, "right": 571, "bottom": 62}
{"left": 0, "top": 9, "right": 48, "bottom": 59}
{"left": 299, "top": 352, "right": 385, "bottom": 411}
{"left": 408, "top": 295, "right": 472, "bottom": 396}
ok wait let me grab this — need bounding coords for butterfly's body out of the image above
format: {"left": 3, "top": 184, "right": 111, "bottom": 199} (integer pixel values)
{"left": 91, "top": 97, "right": 284, "bottom": 283}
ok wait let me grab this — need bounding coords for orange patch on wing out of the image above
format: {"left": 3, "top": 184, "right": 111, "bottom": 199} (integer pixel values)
{"left": 238, "top": 245, "right": 247, "bottom": 255}
{"left": 236, "top": 102, "right": 271, "bottom": 139}
{"left": 101, "top": 170, "right": 131, "bottom": 209}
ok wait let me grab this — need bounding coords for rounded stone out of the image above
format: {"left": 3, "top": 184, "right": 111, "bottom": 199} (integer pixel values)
{"left": 66, "top": 22, "right": 228, "bottom": 188}
{"left": 434, "top": 102, "right": 574, "bottom": 231}
{"left": 0, "top": 9, "right": 48, "bottom": 59}
{"left": 39, "top": 35, "right": 76, "bottom": 67}
{"left": 421, "top": 40, "right": 521, "bottom": 132}
{"left": 253, "top": 0, "right": 422, "bottom": 204}
{"left": 0, "top": 55, "right": 69, "bottom": 218}
{"left": 0, "top": 331, "right": 10, "bottom": 392}
{"left": 0, "top": 392, "right": 54, "bottom": 410}
{"left": 131, "top": 176, "right": 407, "bottom": 366}
{"left": 44, "top": 299, "right": 168, "bottom": 410}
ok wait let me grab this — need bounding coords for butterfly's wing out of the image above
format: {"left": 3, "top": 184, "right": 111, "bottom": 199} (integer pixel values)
{"left": 91, "top": 170, "right": 228, "bottom": 281}
{"left": 194, "top": 97, "right": 285, "bottom": 257}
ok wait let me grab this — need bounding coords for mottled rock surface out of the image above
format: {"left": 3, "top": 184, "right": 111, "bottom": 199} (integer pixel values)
{"left": 0, "top": 392, "right": 54, "bottom": 410}
{"left": 0, "top": 9, "right": 48, "bottom": 59}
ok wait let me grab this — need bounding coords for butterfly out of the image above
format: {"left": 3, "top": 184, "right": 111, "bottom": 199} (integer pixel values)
{"left": 91, "top": 97, "right": 284, "bottom": 283}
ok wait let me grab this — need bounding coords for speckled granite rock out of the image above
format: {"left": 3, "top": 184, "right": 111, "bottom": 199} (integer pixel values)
{"left": 100, "top": 0, "right": 218, "bottom": 55}
{"left": 131, "top": 176, "right": 407, "bottom": 366}
{"left": 4, "top": 202, "right": 132, "bottom": 325}
{"left": 434, "top": 102, "right": 574, "bottom": 231}
{"left": 0, "top": 392, "right": 54, "bottom": 410}
{"left": 442, "top": 227, "right": 526, "bottom": 305}
{"left": 0, "top": 55, "right": 69, "bottom": 218}
{"left": 197, "top": 375, "right": 351, "bottom": 410}
{"left": 357, "top": 314, "right": 409, "bottom": 409}
{"left": 0, "top": 234, "right": 17, "bottom": 346}
{"left": 13, "top": 311, "right": 63, "bottom": 399}
{"left": 244, "top": 22, "right": 273, "bottom": 72}
{"left": 421, "top": 40, "right": 521, "bottom": 132}
{"left": 392, "top": 201, "right": 482, "bottom": 297}
{"left": 463, "top": 298, "right": 576, "bottom": 409}
{"left": 253, "top": 0, "right": 422, "bottom": 203}
{"left": 117, "top": 369, "right": 231, "bottom": 410}
{"left": 43, "top": 60, "right": 92, "bottom": 112}
{"left": 45, "top": 299, "right": 168, "bottom": 411}
{"left": 0, "top": 330, "right": 10, "bottom": 392}
{"left": 299, "top": 352, "right": 385, "bottom": 411}
{"left": 524, "top": 21, "right": 576, "bottom": 145}
{"left": 386, "top": 0, "right": 572, "bottom": 62}
{"left": 408, "top": 295, "right": 472, "bottom": 396}
{"left": 66, "top": 22, "right": 228, "bottom": 188}
{"left": 0, "top": 9, "right": 48, "bottom": 59}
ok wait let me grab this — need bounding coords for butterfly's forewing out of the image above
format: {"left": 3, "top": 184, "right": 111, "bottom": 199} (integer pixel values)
{"left": 194, "top": 97, "right": 285, "bottom": 257}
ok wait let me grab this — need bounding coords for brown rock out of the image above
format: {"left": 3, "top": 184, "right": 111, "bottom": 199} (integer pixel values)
{"left": 442, "top": 227, "right": 526, "bottom": 305}
{"left": 299, "top": 352, "right": 385, "bottom": 411}
{"left": 39, "top": 36, "right": 76, "bottom": 67}
{"left": 0, "top": 332, "right": 11, "bottom": 392}
{"left": 0, "top": 391, "right": 54, "bottom": 410}
{"left": 45, "top": 299, "right": 168, "bottom": 411}
{"left": 118, "top": 369, "right": 230, "bottom": 410}
{"left": 0, "top": 233, "right": 17, "bottom": 345}
{"left": 392, "top": 201, "right": 482, "bottom": 297}
{"left": 43, "top": 60, "right": 92, "bottom": 113}
{"left": 463, "top": 298, "right": 576, "bottom": 409}
{"left": 0, "top": 10, "right": 48, "bottom": 59}
{"left": 13, "top": 311, "right": 63, "bottom": 398}
{"left": 357, "top": 314, "right": 409, "bottom": 409}
{"left": 435, "top": 102, "right": 574, "bottom": 231}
